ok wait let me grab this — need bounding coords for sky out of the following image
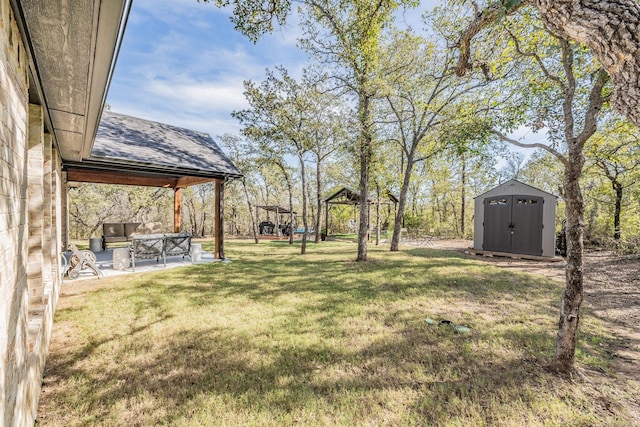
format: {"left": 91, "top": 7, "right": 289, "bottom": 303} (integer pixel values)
{"left": 107, "top": 0, "right": 307, "bottom": 137}
{"left": 107, "top": 0, "right": 429, "bottom": 138}
{"left": 106, "top": 0, "right": 539, "bottom": 166}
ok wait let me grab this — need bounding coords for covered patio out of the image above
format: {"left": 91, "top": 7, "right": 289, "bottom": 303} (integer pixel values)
{"left": 64, "top": 111, "right": 242, "bottom": 260}
{"left": 65, "top": 244, "right": 223, "bottom": 281}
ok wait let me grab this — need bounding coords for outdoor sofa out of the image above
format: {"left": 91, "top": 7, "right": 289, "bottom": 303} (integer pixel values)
{"left": 101, "top": 222, "right": 162, "bottom": 250}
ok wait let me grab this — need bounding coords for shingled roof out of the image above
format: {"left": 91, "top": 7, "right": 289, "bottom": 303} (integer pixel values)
{"left": 65, "top": 111, "right": 242, "bottom": 188}
{"left": 93, "top": 111, "right": 241, "bottom": 177}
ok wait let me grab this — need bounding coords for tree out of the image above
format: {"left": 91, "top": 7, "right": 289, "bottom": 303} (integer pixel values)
{"left": 586, "top": 120, "right": 640, "bottom": 241}
{"left": 377, "top": 20, "right": 491, "bottom": 251}
{"left": 234, "top": 68, "right": 316, "bottom": 253}
{"left": 304, "top": 77, "right": 346, "bottom": 243}
{"left": 454, "top": 0, "right": 640, "bottom": 127}
{"left": 206, "top": 0, "right": 415, "bottom": 261}
{"left": 488, "top": 11, "right": 611, "bottom": 374}
{"left": 300, "top": 0, "right": 415, "bottom": 261}
{"left": 218, "top": 134, "right": 261, "bottom": 242}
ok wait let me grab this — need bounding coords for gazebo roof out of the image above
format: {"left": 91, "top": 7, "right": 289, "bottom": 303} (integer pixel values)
{"left": 256, "top": 205, "right": 296, "bottom": 214}
{"left": 325, "top": 187, "right": 368, "bottom": 205}
{"left": 324, "top": 187, "right": 398, "bottom": 205}
{"left": 65, "top": 111, "right": 242, "bottom": 188}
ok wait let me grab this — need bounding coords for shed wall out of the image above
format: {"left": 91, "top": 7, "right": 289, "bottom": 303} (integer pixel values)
{"left": 473, "top": 181, "right": 557, "bottom": 258}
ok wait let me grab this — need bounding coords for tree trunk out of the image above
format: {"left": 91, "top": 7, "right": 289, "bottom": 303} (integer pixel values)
{"left": 613, "top": 180, "right": 622, "bottom": 240}
{"left": 315, "top": 161, "right": 323, "bottom": 243}
{"left": 533, "top": 0, "right": 640, "bottom": 127}
{"left": 375, "top": 185, "right": 381, "bottom": 245}
{"left": 460, "top": 153, "right": 467, "bottom": 237}
{"left": 391, "top": 152, "right": 416, "bottom": 251}
{"left": 287, "top": 178, "right": 294, "bottom": 246}
{"left": 357, "top": 92, "right": 373, "bottom": 262}
{"left": 299, "top": 153, "right": 308, "bottom": 255}
{"left": 242, "top": 179, "right": 259, "bottom": 244}
{"left": 552, "top": 148, "right": 586, "bottom": 374}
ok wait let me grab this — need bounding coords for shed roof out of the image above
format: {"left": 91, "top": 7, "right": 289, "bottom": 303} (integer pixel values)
{"left": 324, "top": 187, "right": 398, "bottom": 205}
{"left": 256, "top": 206, "right": 296, "bottom": 214}
{"left": 474, "top": 179, "right": 558, "bottom": 200}
{"left": 65, "top": 111, "right": 242, "bottom": 188}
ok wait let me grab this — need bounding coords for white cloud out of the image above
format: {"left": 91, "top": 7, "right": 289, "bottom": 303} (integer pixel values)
{"left": 107, "top": 0, "right": 309, "bottom": 141}
{"left": 147, "top": 78, "right": 249, "bottom": 111}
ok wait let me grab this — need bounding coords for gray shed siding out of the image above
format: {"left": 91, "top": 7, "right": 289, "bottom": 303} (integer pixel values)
{"left": 473, "top": 180, "right": 558, "bottom": 258}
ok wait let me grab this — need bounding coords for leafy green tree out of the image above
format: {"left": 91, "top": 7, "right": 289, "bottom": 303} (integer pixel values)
{"left": 234, "top": 67, "right": 321, "bottom": 253}
{"left": 455, "top": 0, "right": 640, "bottom": 127}
{"left": 219, "top": 134, "right": 261, "bottom": 242}
{"left": 586, "top": 120, "right": 640, "bottom": 241}
{"left": 488, "top": 11, "right": 611, "bottom": 374}
{"left": 304, "top": 75, "right": 346, "bottom": 242}
{"left": 378, "top": 29, "right": 485, "bottom": 247}
{"left": 206, "top": 0, "right": 416, "bottom": 260}
{"left": 300, "top": 0, "right": 416, "bottom": 260}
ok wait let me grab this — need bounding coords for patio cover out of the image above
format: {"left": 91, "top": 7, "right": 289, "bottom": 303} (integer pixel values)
{"left": 65, "top": 111, "right": 242, "bottom": 188}
{"left": 64, "top": 111, "right": 242, "bottom": 259}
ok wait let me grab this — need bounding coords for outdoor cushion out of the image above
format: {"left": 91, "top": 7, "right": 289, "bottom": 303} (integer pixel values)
{"left": 103, "top": 223, "right": 124, "bottom": 238}
{"left": 124, "top": 222, "right": 141, "bottom": 238}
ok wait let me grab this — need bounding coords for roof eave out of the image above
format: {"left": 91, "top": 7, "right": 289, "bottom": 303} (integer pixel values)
{"left": 12, "top": 0, "right": 132, "bottom": 162}
{"left": 81, "top": 0, "right": 133, "bottom": 160}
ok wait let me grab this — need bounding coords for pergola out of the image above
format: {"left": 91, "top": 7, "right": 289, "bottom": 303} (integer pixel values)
{"left": 323, "top": 187, "right": 398, "bottom": 238}
{"left": 255, "top": 205, "right": 296, "bottom": 237}
{"left": 64, "top": 111, "right": 242, "bottom": 259}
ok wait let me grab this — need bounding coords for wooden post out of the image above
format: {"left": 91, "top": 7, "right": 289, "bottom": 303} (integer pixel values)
{"left": 174, "top": 188, "right": 181, "bottom": 233}
{"left": 215, "top": 179, "right": 224, "bottom": 259}
{"left": 324, "top": 201, "right": 329, "bottom": 240}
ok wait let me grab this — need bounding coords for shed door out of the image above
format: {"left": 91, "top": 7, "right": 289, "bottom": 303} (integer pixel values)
{"left": 483, "top": 197, "right": 512, "bottom": 253}
{"left": 483, "top": 195, "right": 543, "bottom": 255}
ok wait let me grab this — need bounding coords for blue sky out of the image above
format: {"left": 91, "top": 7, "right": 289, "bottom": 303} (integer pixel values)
{"left": 107, "top": 0, "right": 430, "bottom": 138}
{"left": 107, "top": 0, "right": 308, "bottom": 137}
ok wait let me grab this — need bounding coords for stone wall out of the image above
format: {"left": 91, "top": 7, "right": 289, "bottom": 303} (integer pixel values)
{"left": 0, "top": 1, "right": 64, "bottom": 425}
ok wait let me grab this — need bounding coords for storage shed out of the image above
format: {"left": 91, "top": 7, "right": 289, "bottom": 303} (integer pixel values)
{"left": 473, "top": 179, "right": 557, "bottom": 258}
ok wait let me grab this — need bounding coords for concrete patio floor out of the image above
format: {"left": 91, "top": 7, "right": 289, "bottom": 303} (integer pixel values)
{"left": 63, "top": 245, "right": 224, "bottom": 281}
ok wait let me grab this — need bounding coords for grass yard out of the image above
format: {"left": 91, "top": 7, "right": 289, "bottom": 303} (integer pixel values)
{"left": 37, "top": 240, "right": 635, "bottom": 426}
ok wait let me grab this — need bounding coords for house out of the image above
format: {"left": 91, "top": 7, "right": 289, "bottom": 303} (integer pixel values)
{"left": 1, "top": 1, "right": 239, "bottom": 424}
{"left": 473, "top": 179, "right": 558, "bottom": 258}
{"left": 0, "top": 1, "right": 132, "bottom": 424}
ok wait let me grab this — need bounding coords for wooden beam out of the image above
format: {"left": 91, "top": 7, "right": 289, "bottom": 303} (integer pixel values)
{"left": 174, "top": 188, "right": 181, "bottom": 233}
{"left": 176, "top": 176, "right": 216, "bottom": 188}
{"left": 215, "top": 179, "right": 224, "bottom": 259}
{"left": 66, "top": 168, "right": 180, "bottom": 188}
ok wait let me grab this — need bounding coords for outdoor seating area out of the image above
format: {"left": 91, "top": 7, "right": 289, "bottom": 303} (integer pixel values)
{"left": 62, "top": 239, "right": 219, "bottom": 280}
{"left": 101, "top": 221, "right": 163, "bottom": 250}
{"left": 130, "top": 233, "right": 192, "bottom": 271}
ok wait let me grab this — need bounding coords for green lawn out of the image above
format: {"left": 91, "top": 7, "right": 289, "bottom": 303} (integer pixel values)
{"left": 38, "top": 239, "right": 633, "bottom": 426}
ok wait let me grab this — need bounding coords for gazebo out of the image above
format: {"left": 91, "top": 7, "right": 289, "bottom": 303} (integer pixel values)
{"left": 323, "top": 187, "right": 397, "bottom": 238}
{"left": 64, "top": 111, "right": 243, "bottom": 259}
{"left": 255, "top": 205, "right": 296, "bottom": 237}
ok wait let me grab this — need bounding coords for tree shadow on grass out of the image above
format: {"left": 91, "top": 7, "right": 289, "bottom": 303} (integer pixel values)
{"left": 39, "top": 242, "right": 627, "bottom": 425}
{"left": 39, "top": 306, "right": 619, "bottom": 426}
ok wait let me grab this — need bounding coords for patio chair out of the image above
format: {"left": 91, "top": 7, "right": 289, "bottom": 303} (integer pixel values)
{"left": 130, "top": 234, "right": 165, "bottom": 271}
{"left": 66, "top": 243, "right": 103, "bottom": 279}
{"left": 164, "top": 233, "right": 192, "bottom": 261}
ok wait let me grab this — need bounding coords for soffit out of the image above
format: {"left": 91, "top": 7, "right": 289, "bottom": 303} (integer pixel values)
{"left": 17, "top": 0, "right": 129, "bottom": 161}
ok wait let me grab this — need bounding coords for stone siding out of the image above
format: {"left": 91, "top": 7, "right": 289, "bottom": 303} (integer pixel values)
{"left": 1, "top": 1, "right": 64, "bottom": 425}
